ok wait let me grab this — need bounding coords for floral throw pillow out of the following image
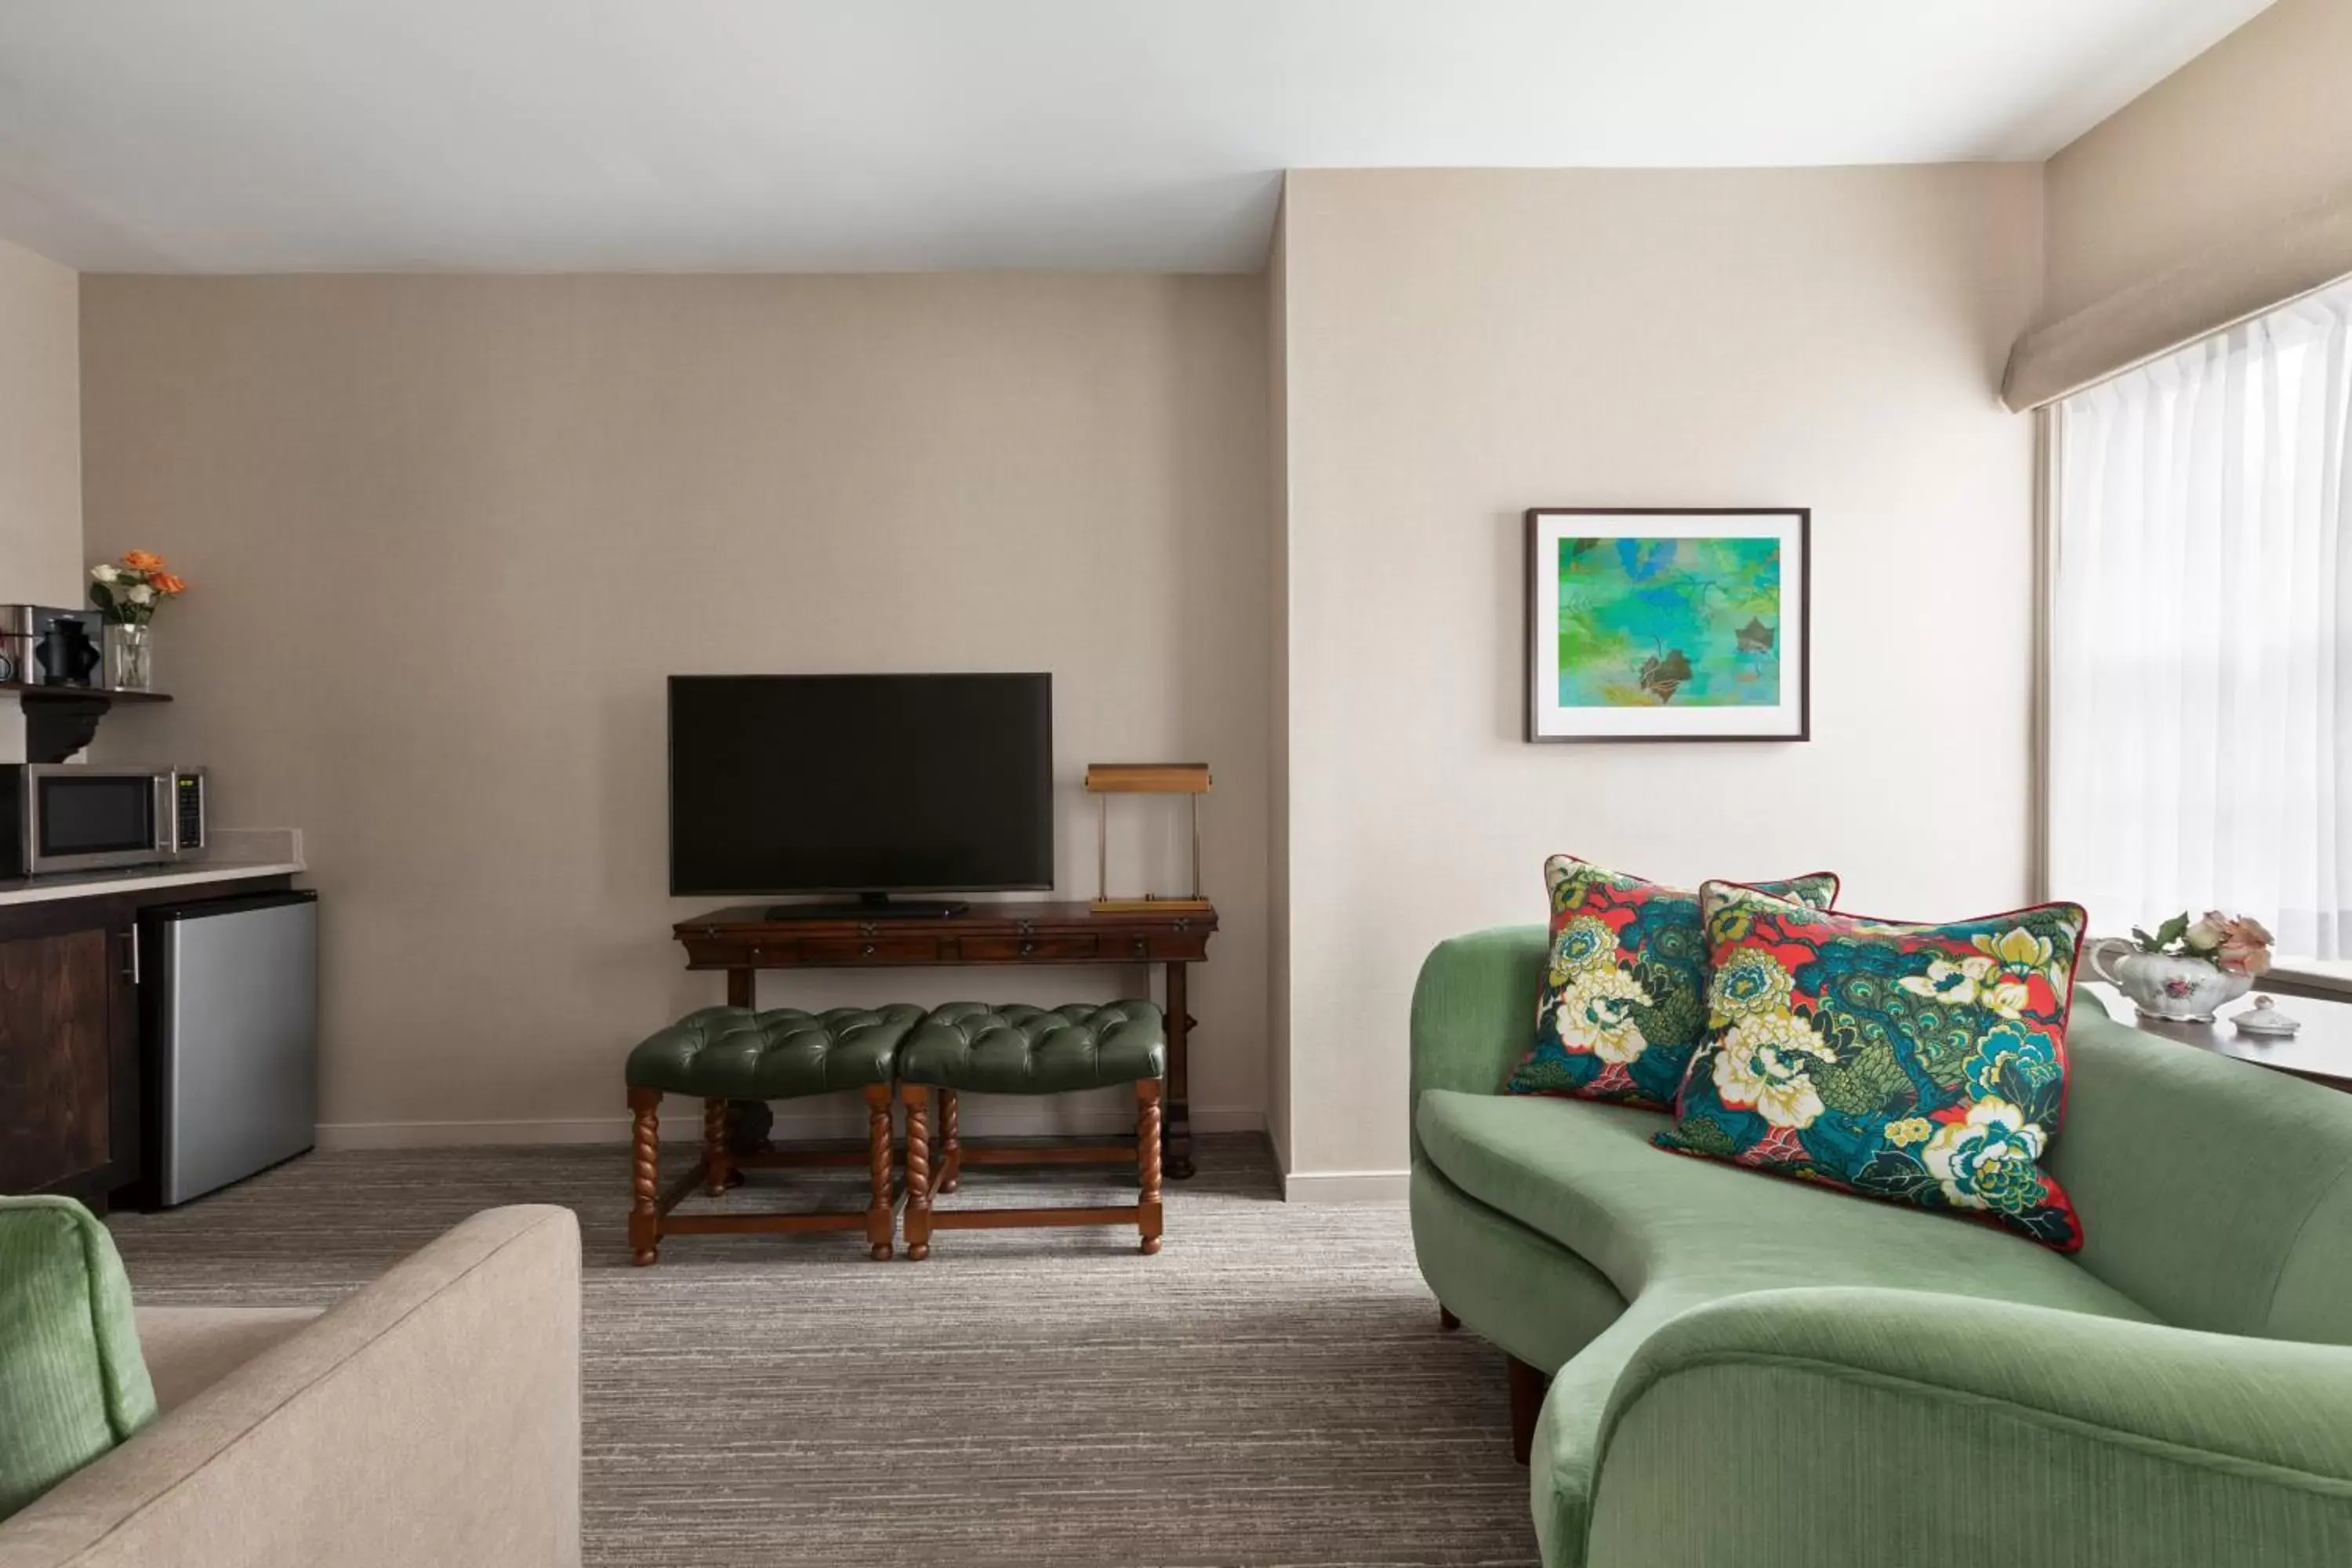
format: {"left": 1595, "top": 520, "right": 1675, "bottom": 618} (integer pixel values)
{"left": 1506, "top": 857, "right": 1839, "bottom": 1112}
{"left": 1653, "top": 881, "right": 2087, "bottom": 1250}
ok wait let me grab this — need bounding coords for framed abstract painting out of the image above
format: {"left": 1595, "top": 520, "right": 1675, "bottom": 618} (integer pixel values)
{"left": 1526, "top": 507, "right": 1809, "bottom": 742}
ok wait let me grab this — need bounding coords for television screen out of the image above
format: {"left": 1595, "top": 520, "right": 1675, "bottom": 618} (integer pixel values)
{"left": 667, "top": 673, "right": 1054, "bottom": 897}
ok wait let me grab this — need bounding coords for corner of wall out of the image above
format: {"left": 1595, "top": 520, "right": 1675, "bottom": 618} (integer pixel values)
{"left": 1265, "top": 179, "right": 1294, "bottom": 1177}
{"left": 0, "top": 236, "right": 84, "bottom": 608}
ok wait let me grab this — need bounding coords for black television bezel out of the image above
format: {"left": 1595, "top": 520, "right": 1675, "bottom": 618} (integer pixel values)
{"left": 664, "top": 671, "right": 1056, "bottom": 898}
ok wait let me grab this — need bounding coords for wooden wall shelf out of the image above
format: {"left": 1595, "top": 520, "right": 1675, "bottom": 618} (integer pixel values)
{"left": 0, "top": 684, "right": 174, "bottom": 762}
{"left": 0, "top": 683, "right": 172, "bottom": 704}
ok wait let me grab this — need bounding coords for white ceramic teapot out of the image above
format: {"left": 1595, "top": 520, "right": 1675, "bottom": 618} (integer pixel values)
{"left": 2087, "top": 940, "right": 2252, "bottom": 1023}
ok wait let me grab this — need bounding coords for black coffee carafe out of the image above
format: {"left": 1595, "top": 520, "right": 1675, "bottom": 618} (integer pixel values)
{"left": 34, "top": 615, "right": 101, "bottom": 687}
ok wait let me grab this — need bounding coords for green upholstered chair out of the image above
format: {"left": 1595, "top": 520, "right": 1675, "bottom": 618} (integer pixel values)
{"left": 894, "top": 1000, "right": 1167, "bottom": 1259}
{"left": 1409, "top": 925, "right": 2352, "bottom": 1568}
{"left": 624, "top": 1004, "right": 923, "bottom": 1264}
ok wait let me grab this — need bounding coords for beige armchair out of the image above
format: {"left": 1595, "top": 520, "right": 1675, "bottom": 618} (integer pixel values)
{"left": 0, "top": 1205, "right": 581, "bottom": 1568}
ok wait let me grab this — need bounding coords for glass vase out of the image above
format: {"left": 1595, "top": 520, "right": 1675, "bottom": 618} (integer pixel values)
{"left": 103, "top": 622, "right": 152, "bottom": 692}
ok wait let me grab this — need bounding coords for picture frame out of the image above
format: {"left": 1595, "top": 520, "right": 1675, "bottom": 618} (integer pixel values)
{"left": 1525, "top": 507, "right": 1809, "bottom": 743}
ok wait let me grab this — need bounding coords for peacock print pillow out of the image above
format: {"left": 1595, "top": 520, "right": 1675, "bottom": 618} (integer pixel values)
{"left": 1654, "top": 880, "right": 2087, "bottom": 1250}
{"left": 1507, "top": 856, "right": 1839, "bottom": 1112}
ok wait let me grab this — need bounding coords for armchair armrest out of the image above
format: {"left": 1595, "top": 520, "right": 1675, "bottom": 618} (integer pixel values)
{"left": 1407, "top": 926, "right": 1547, "bottom": 1160}
{"left": 1583, "top": 1287, "right": 2352, "bottom": 1568}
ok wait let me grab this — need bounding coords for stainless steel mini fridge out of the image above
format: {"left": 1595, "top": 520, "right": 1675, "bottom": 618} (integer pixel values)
{"left": 140, "top": 889, "right": 318, "bottom": 1207}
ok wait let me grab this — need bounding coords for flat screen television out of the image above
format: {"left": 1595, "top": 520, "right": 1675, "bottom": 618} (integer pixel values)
{"left": 668, "top": 673, "right": 1053, "bottom": 913}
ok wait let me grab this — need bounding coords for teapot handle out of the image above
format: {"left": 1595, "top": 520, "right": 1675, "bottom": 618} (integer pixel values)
{"left": 2085, "top": 936, "right": 2133, "bottom": 989}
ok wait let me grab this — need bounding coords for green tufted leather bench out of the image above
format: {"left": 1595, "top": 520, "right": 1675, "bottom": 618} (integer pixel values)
{"left": 624, "top": 1004, "right": 924, "bottom": 1265}
{"left": 893, "top": 1000, "right": 1167, "bottom": 1258}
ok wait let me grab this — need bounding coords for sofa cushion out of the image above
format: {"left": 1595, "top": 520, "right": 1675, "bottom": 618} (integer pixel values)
{"left": 625, "top": 1004, "right": 924, "bottom": 1098}
{"left": 1656, "top": 882, "right": 2087, "bottom": 1250}
{"left": 1507, "top": 856, "right": 1838, "bottom": 1112}
{"left": 0, "top": 1197, "right": 158, "bottom": 1520}
{"left": 1419, "top": 1090, "right": 2142, "bottom": 1323}
{"left": 134, "top": 1306, "right": 323, "bottom": 1414}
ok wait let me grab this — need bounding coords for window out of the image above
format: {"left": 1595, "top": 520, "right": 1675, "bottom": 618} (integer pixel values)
{"left": 2048, "top": 275, "right": 2352, "bottom": 962}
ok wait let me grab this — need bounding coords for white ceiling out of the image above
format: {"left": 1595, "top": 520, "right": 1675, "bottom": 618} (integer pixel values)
{"left": 0, "top": 0, "right": 2276, "bottom": 274}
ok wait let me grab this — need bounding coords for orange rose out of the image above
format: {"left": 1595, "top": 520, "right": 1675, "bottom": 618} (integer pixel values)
{"left": 122, "top": 550, "right": 165, "bottom": 572}
{"left": 152, "top": 572, "right": 187, "bottom": 596}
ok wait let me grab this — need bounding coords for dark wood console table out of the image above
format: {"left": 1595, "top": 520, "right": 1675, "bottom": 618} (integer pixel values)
{"left": 673, "top": 901, "right": 1217, "bottom": 1178}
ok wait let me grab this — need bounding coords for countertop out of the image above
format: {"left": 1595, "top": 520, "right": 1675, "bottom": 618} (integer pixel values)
{"left": 0, "top": 828, "right": 303, "bottom": 907}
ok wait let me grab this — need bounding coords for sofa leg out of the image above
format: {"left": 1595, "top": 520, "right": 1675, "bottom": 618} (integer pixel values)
{"left": 863, "top": 1083, "right": 895, "bottom": 1261}
{"left": 1507, "top": 1356, "right": 1547, "bottom": 1466}
{"left": 901, "top": 1082, "right": 932, "bottom": 1261}
{"left": 1138, "top": 1079, "right": 1164, "bottom": 1254}
{"left": 628, "top": 1087, "right": 661, "bottom": 1266}
{"left": 1439, "top": 1305, "right": 1461, "bottom": 1332}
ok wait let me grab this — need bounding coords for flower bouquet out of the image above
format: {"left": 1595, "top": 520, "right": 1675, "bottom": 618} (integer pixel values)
{"left": 87, "top": 550, "right": 187, "bottom": 691}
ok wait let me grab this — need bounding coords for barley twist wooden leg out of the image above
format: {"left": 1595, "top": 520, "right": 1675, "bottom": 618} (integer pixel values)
{"left": 628, "top": 1087, "right": 661, "bottom": 1266}
{"left": 940, "top": 1087, "right": 962, "bottom": 1193}
{"left": 864, "top": 1083, "right": 895, "bottom": 1261}
{"left": 701, "top": 1098, "right": 734, "bottom": 1196}
{"left": 901, "top": 1082, "right": 932, "bottom": 1261}
{"left": 1138, "top": 1078, "right": 1163, "bottom": 1255}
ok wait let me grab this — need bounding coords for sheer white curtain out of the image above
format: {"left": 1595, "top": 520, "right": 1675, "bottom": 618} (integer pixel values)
{"left": 2049, "top": 276, "right": 2352, "bottom": 957}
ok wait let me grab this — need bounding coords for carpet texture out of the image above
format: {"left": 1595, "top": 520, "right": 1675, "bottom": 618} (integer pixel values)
{"left": 104, "top": 1134, "right": 1540, "bottom": 1566}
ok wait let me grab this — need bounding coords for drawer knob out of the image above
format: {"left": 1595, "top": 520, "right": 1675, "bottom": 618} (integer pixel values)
{"left": 1132, "top": 938, "right": 1149, "bottom": 957}
{"left": 861, "top": 942, "right": 877, "bottom": 956}
{"left": 1019, "top": 940, "right": 1036, "bottom": 956}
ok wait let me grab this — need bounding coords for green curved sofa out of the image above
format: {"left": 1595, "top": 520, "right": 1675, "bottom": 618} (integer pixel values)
{"left": 1409, "top": 925, "right": 2352, "bottom": 1568}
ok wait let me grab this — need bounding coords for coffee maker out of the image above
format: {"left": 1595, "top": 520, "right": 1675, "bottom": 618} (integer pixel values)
{"left": 0, "top": 605, "right": 104, "bottom": 688}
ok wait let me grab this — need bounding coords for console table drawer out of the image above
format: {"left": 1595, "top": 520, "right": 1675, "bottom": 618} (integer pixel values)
{"left": 797, "top": 935, "right": 942, "bottom": 964}
{"left": 959, "top": 935, "right": 1100, "bottom": 963}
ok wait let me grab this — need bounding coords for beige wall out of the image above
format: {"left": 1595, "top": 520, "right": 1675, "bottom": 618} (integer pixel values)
{"left": 2044, "top": 0, "right": 2352, "bottom": 322}
{"left": 81, "top": 274, "right": 1270, "bottom": 1141}
{"left": 0, "top": 238, "right": 82, "bottom": 607}
{"left": 1275, "top": 167, "right": 2044, "bottom": 1181}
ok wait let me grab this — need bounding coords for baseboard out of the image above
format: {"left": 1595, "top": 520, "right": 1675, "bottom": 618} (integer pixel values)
{"left": 315, "top": 1118, "right": 633, "bottom": 1151}
{"left": 316, "top": 1101, "right": 1266, "bottom": 1151}
{"left": 1278, "top": 1168, "right": 1410, "bottom": 1203}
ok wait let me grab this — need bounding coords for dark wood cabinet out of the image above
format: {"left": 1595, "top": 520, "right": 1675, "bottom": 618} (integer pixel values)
{"left": 0, "top": 927, "right": 124, "bottom": 1198}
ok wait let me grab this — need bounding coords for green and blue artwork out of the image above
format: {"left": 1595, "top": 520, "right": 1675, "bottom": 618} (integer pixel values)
{"left": 1556, "top": 536, "right": 1782, "bottom": 707}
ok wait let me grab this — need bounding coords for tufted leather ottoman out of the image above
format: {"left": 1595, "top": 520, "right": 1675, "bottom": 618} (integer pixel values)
{"left": 628, "top": 1005, "right": 921, "bottom": 1100}
{"left": 893, "top": 1000, "right": 1166, "bottom": 1259}
{"left": 623, "top": 1004, "right": 924, "bottom": 1265}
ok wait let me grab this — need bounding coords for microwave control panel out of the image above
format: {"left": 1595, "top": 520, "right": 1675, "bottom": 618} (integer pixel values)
{"left": 176, "top": 773, "right": 205, "bottom": 851}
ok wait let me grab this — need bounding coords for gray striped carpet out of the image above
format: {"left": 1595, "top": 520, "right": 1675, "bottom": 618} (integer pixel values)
{"left": 104, "top": 1134, "right": 1541, "bottom": 1566}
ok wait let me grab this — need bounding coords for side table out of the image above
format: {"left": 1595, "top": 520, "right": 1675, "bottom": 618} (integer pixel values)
{"left": 2082, "top": 982, "right": 2352, "bottom": 1094}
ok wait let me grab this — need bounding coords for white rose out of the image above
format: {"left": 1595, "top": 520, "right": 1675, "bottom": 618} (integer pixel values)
{"left": 91, "top": 564, "right": 121, "bottom": 583}
{"left": 125, "top": 583, "right": 156, "bottom": 605}
{"left": 2182, "top": 916, "right": 2224, "bottom": 953}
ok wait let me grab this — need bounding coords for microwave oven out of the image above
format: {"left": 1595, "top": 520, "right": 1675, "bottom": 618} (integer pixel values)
{"left": 0, "top": 765, "right": 205, "bottom": 878}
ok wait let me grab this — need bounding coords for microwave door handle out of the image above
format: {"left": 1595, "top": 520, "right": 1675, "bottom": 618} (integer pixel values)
{"left": 155, "top": 773, "right": 176, "bottom": 855}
